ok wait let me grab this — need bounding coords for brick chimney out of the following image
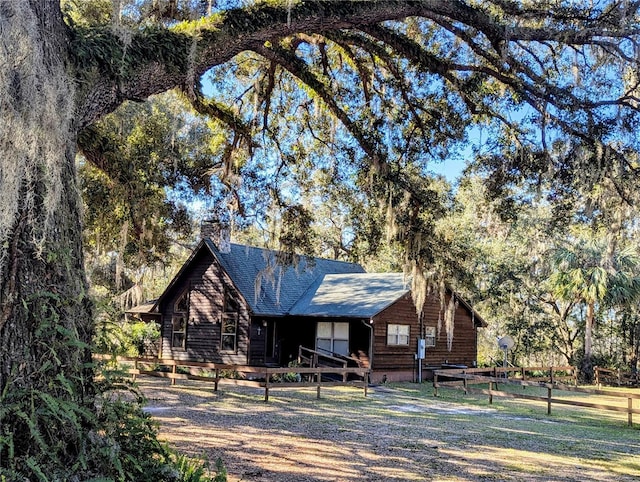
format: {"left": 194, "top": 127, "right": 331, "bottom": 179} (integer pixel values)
{"left": 200, "top": 219, "right": 231, "bottom": 253}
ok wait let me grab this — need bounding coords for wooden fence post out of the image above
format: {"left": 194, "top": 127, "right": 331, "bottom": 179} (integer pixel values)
{"left": 264, "top": 369, "right": 270, "bottom": 402}
{"left": 628, "top": 397, "right": 633, "bottom": 427}
{"left": 433, "top": 372, "right": 438, "bottom": 397}
{"left": 214, "top": 367, "right": 219, "bottom": 392}
{"left": 547, "top": 386, "right": 552, "bottom": 415}
{"left": 463, "top": 371, "right": 468, "bottom": 395}
{"left": 171, "top": 363, "right": 177, "bottom": 386}
{"left": 316, "top": 370, "right": 321, "bottom": 399}
{"left": 488, "top": 381, "right": 493, "bottom": 405}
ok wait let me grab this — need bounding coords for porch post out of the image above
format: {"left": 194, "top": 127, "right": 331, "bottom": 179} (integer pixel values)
{"left": 362, "top": 319, "right": 374, "bottom": 385}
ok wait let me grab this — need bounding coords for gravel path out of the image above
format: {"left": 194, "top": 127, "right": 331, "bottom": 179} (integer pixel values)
{"left": 138, "top": 378, "right": 640, "bottom": 482}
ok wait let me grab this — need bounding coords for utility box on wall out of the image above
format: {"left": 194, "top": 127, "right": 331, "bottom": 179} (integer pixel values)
{"left": 417, "top": 338, "right": 426, "bottom": 359}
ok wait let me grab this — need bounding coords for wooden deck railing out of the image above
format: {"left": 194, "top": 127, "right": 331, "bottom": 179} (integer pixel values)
{"left": 433, "top": 367, "right": 640, "bottom": 427}
{"left": 94, "top": 355, "right": 369, "bottom": 402}
{"left": 298, "top": 346, "right": 348, "bottom": 368}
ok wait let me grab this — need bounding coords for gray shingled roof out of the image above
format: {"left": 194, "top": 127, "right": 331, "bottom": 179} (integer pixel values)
{"left": 206, "top": 240, "right": 366, "bottom": 316}
{"left": 289, "top": 273, "right": 410, "bottom": 318}
{"left": 143, "top": 240, "right": 486, "bottom": 326}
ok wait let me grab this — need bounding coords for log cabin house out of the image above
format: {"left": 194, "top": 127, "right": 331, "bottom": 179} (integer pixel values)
{"left": 133, "top": 240, "right": 486, "bottom": 383}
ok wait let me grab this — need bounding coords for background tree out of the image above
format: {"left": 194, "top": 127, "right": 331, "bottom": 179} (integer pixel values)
{"left": 80, "top": 93, "right": 216, "bottom": 297}
{"left": 448, "top": 168, "right": 640, "bottom": 370}
{"left": 4, "top": 1, "right": 640, "bottom": 478}
{"left": 549, "top": 237, "right": 640, "bottom": 381}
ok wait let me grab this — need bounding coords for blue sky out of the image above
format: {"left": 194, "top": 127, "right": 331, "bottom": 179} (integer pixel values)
{"left": 429, "top": 158, "right": 467, "bottom": 183}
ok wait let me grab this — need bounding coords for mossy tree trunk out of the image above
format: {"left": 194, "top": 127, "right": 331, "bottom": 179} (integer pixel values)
{"left": 2, "top": 0, "right": 640, "bottom": 475}
{"left": 0, "top": 1, "right": 95, "bottom": 470}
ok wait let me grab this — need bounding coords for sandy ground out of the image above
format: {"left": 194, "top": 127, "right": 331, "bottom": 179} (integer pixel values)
{"left": 138, "top": 378, "right": 640, "bottom": 482}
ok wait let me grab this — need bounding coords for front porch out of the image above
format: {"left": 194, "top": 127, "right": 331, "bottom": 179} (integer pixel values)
{"left": 248, "top": 317, "right": 372, "bottom": 370}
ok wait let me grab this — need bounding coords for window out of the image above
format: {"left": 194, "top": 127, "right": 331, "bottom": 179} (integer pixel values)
{"left": 425, "top": 326, "right": 436, "bottom": 347}
{"left": 316, "top": 322, "right": 349, "bottom": 356}
{"left": 175, "top": 293, "right": 188, "bottom": 313}
{"left": 171, "top": 315, "right": 187, "bottom": 349}
{"left": 221, "top": 290, "right": 239, "bottom": 352}
{"left": 172, "top": 291, "right": 188, "bottom": 349}
{"left": 387, "top": 324, "right": 410, "bottom": 346}
{"left": 224, "top": 290, "right": 239, "bottom": 312}
{"left": 221, "top": 314, "right": 238, "bottom": 352}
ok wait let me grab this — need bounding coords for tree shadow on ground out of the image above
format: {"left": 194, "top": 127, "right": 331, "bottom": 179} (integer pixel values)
{"left": 140, "top": 378, "right": 640, "bottom": 482}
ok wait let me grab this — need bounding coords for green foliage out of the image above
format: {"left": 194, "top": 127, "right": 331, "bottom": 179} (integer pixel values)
{"left": 93, "top": 298, "right": 128, "bottom": 355}
{"left": 0, "top": 384, "right": 93, "bottom": 480}
{"left": 172, "top": 452, "right": 226, "bottom": 482}
{"left": 127, "top": 321, "right": 161, "bottom": 356}
{"left": 61, "top": 0, "right": 114, "bottom": 27}
{"left": 276, "top": 204, "right": 317, "bottom": 263}
{"left": 213, "top": 458, "right": 227, "bottom": 482}
{"left": 0, "top": 362, "right": 221, "bottom": 481}
{"left": 92, "top": 294, "right": 160, "bottom": 357}
{"left": 79, "top": 94, "right": 213, "bottom": 269}
{"left": 90, "top": 396, "right": 175, "bottom": 481}
{"left": 270, "top": 361, "right": 302, "bottom": 383}
{"left": 0, "top": 284, "right": 190, "bottom": 481}
{"left": 68, "top": 22, "right": 191, "bottom": 80}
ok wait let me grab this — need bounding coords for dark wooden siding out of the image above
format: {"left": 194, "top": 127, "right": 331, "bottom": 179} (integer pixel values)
{"left": 159, "top": 249, "right": 249, "bottom": 364}
{"left": 371, "top": 292, "right": 478, "bottom": 372}
{"left": 421, "top": 292, "right": 478, "bottom": 367}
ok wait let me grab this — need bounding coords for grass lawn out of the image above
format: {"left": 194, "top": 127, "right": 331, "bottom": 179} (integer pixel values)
{"left": 139, "top": 377, "right": 640, "bottom": 481}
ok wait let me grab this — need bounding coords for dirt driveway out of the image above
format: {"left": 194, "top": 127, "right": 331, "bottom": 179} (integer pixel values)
{"left": 139, "top": 378, "right": 640, "bottom": 482}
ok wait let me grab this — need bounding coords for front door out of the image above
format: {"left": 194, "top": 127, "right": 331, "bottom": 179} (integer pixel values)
{"left": 249, "top": 319, "right": 279, "bottom": 366}
{"left": 316, "top": 322, "right": 349, "bottom": 356}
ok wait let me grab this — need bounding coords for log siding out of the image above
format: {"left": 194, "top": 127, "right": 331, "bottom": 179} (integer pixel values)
{"left": 371, "top": 292, "right": 479, "bottom": 375}
{"left": 160, "top": 249, "right": 249, "bottom": 364}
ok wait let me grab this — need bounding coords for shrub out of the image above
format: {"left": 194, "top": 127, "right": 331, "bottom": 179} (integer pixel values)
{"left": 0, "top": 367, "right": 225, "bottom": 481}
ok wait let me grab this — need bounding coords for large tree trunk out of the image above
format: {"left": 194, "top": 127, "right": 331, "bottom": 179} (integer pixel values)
{"left": 0, "top": 1, "right": 94, "bottom": 473}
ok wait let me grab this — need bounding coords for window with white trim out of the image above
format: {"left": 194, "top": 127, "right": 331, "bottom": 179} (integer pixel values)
{"left": 316, "top": 322, "right": 349, "bottom": 356}
{"left": 425, "top": 326, "right": 436, "bottom": 347}
{"left": 387, "top": 324, "right": 410, "bottom": 346}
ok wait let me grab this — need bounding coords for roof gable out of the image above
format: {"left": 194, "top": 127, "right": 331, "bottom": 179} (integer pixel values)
{"left": 204, "top": 240, "right": 365, "bottom": 316}
{"left": 289, "top": 273, "right": 410, "bottom": 318}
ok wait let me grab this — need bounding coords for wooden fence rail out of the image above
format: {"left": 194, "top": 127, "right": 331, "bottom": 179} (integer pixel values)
{"left": 94, "top": 355, "right": 369, "bottom": 401}
{"left": 595, "top": 366, "right": 640, "bottom": 388}
{"left": 433, "top": 368, "right": 640, "bottom": 427}
{"left": 436, "top": 365, "right": 577, "bottom": 385}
